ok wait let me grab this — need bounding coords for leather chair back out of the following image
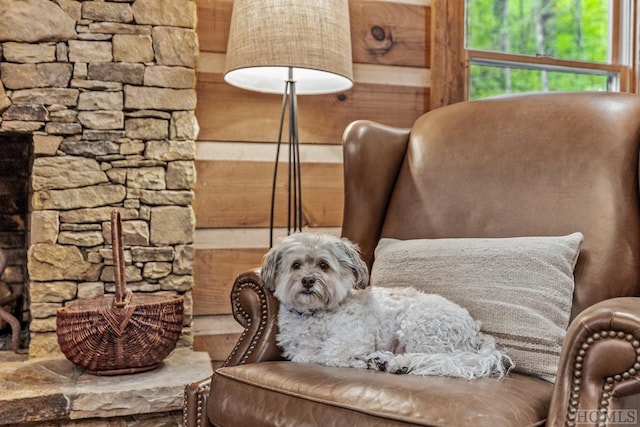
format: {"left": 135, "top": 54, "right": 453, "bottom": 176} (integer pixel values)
{"left": 342, "top": 92, "right": 640, "bottom": 318}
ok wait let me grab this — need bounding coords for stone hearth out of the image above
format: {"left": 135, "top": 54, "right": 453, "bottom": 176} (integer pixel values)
{"left": 0, "top": 0, "right": 198, "bottom": 358}
{"left": 0, "top": 347, "right": 212, "bottom": 426}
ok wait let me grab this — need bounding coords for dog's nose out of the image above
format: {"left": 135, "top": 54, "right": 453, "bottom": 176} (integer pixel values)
{"left": 302, "top": 277, "right": 316, "bottom": 289}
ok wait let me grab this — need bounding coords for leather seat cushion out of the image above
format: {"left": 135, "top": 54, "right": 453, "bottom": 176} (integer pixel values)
{"left": 208, "top": 362, "right": 553, "bottom": 427}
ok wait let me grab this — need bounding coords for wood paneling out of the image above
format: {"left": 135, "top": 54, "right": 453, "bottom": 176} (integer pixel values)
{"left": 197, "top": 0, "right": 429, "bottom": 68}
{"left": 195, "top": 160, "right": 344, "bottom": 228}
{"left": 196, "top": 0, "right": 232, "bottom": 53}
{"left": 350, "top": 1, "right": 430, "bottom": 67}
{"left": 192, "top": 0, "right": 432, "bottom": 362}
{"left": 430, "top": 0, "right": 466, "bottom": 108}
{"left": 196, "top": 73, "right": 427, "bottom": 143}
{"left": 193, "top": 248, "right": 265, "bottom": 315}
{"left": 194, "top": 332, "right": 241, "bottom": 362}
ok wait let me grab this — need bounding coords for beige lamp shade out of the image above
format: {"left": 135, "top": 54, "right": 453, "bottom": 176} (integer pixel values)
{"left": 224, "top": 0, "right": 354, "bottom": 95}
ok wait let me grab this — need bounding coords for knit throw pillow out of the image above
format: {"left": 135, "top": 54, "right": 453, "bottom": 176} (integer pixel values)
{"left": 370, "top": 232, "right": 583, "bottom": 383}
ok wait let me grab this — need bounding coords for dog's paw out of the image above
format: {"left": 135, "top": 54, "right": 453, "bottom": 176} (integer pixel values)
{"left": 386, "top": 355, "right": 412, "bottom": 375}
{"left": 363, "top": 351, "right": 396, "bottom": 372}
{"left": 388, "top": 365, "right": 410, "bottom": 375}
{"left": 365, "top": 355, "right": 388, "bottom": 372}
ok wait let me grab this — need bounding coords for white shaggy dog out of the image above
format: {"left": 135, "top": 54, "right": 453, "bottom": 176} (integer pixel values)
{"left": 261, "top": 233, "right": 513, "bottom": 379}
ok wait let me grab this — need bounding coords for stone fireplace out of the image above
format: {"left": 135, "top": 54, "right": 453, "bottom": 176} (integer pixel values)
{"left": 0, "top": 0, "right": 198, "bottom": 358}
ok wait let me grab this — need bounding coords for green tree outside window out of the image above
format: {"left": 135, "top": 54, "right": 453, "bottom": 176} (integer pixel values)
{"left": 465, "top": 0, "right": 623, "bottom": 99}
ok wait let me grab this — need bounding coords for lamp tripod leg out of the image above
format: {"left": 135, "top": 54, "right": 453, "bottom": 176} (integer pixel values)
{"left": 269, "top": 68, "right": 303, "bottom": 248}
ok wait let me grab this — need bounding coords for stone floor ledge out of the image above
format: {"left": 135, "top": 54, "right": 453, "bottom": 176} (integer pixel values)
{"left": 0, "top": 347, "right": 212, "bottom": 426}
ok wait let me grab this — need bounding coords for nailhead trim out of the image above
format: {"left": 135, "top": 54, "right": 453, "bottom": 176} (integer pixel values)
{"left": 225, "top": 279, "right": 271, "bottom": 366}
{"left": 565, "top": 331, "right": 640, "bottom": 427}
{"left": 183, "top": 387, "right": 188, "bottom": 427}
{"left": 183, "top": 382, "right": 211, "bottom": 427}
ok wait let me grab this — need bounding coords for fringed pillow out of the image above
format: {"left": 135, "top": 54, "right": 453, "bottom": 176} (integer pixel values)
{"left": 371, "top": 232, "right": 583, "bottom": 383}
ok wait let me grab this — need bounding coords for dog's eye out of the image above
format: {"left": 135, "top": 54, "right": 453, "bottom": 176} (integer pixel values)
{"left": 291, "top": 262, "right": 301, "bottom": 270}
{"left": 319, "top": 262, "right": 329, "bottom": 271}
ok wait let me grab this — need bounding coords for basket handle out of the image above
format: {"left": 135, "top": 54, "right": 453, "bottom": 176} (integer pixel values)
{"left": 111, "top": 210, "right": 131, "bottom": 307}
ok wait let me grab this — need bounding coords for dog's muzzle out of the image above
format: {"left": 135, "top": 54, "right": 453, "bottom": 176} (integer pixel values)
{"left": 301, "top": 276, "right": 316, "bottom": 293}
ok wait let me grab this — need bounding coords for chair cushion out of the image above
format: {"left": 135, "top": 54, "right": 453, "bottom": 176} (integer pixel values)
{"left": 370, "top": 233, "right": 582, "bottom": 383}
{"left": 208, "top": 362, "right": 553, "bottom": 427}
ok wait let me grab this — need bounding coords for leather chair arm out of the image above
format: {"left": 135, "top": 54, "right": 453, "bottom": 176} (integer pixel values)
{"left": 548, "top": 297, "right": 640, "bottom": 426}
{"left": 183, "top": 378, "right": 213, "bottom": 427}
{"left": 183, "top": 270, "right": 284, "bottom": 427}
{"left": 224, "top": 269, "right": 284, "bottom": 366}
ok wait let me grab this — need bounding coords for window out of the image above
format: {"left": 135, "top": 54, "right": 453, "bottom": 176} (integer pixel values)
{"left": 464, "top": 0, "right": 638, "bottom": 99}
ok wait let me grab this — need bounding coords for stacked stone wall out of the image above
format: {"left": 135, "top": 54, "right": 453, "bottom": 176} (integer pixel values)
{"left": 0, "top": 0, "right": 199, "bottom": 357}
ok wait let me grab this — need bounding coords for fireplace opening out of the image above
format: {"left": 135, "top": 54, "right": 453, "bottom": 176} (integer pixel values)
{"left": 0, "top": 133, "right": 32, "bottom": 352}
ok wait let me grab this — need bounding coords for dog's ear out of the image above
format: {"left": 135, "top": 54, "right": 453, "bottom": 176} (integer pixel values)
{"left": 260, "top": 246, "right": 281, "bottom": 292}
{"left": 336, "top": 238, "right": 370, "bottom": 289}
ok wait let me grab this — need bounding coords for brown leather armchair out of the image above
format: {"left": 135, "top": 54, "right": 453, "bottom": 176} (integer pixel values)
{"left": 185, "top": 92, "right": 640, "bottom": 427}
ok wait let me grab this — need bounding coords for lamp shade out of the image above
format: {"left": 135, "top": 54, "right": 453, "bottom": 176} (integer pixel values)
{"left": 224, "top": 0, "right": 354, "bottom": 95}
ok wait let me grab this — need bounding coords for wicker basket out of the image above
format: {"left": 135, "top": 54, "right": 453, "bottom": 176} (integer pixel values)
{"left": 56, "top": 211, "right": 184, "bottom": 375}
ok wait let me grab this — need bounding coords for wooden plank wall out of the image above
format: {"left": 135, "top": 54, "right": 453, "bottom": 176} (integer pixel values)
{"left": 194, "top": 0, "right": 432, "bottom": 365}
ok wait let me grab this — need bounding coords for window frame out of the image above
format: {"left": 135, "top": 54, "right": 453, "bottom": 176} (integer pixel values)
{"left": 430, "top": 0, "right": 639, "bottom": 108}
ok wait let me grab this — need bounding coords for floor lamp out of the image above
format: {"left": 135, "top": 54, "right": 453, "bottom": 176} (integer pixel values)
{"left": 223, "top": 0, "right": 353, "bottom": 247}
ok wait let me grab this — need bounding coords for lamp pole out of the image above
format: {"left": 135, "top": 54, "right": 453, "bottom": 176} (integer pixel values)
{"left": 270, "top": 67, "right": 303, "bottom": 248}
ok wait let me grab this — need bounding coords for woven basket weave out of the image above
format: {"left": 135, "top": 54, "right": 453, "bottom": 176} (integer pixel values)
{"left": 56, "top": 211, "right": 184, "bottom": 375}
